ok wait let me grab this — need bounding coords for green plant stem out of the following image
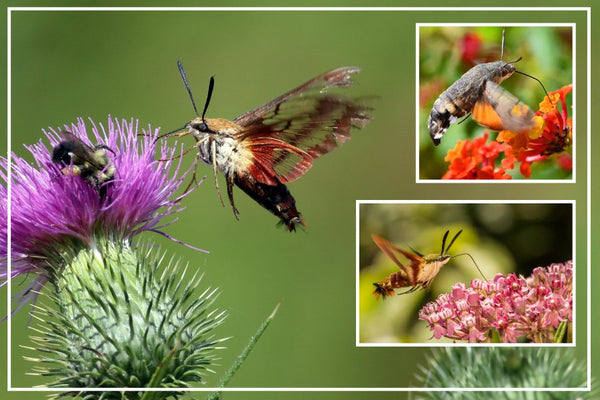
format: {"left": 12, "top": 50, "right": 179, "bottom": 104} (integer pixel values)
{"left": 554, "top": 321, "right": 568, "bottom": 343}
{"left": 207, "top": 303, "right": 281, "bottom": 400}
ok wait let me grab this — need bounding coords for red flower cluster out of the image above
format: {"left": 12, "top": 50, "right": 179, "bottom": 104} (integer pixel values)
{"left": 442, "top": 132, "right": 511, "bottom": 179}
{"left": 443, "top": 84, "right": 572, "bottom": 179}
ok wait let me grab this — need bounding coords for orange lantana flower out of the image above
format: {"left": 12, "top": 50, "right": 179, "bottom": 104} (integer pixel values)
{"left": 498, "top": 84, "right": 573, "bottom": 178}
{"left": 443, "top": 84, "right": 573, "bottom": 179}
{"left": 443, "top": 132, "right": 511, "bottom": 180}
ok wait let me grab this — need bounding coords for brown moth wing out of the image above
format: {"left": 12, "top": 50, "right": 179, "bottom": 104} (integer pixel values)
{"left": 239, "top": 95, "right": 370, "bottom": 184}
{"left": 471, "top": 81, "right": 535, "bottom": 132}
{"left": 371, "top": 234, "right": 425, "bottom": 287}
{"left": 232, "top": 68, "right": 371, "bottom": 185}
{"left": 233, "top": 66, "right": 362, "bottom": 126}
{"left": 241, "top": 137, "right": 313, "bottom": 186}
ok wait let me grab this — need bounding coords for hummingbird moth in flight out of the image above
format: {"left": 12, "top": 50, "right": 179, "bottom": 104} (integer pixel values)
{"left": 371, "top": 230, "right": 485, "bottom": 299}
{"left": 427, "top": 29, "right": 548, "bottom": 146}
{"left": 166, "top": 62, "right": 371, "bottom": 231}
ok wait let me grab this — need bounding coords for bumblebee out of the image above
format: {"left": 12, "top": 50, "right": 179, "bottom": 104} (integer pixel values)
{"left": 52, "top": 130, "right": 115, "bottom": 196}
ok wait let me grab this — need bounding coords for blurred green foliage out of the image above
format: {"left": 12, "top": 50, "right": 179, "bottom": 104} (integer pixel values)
{"left": 359, "top": 203, "right": 572, "bottom": 343}
{"left": 417, "top": 348, "right": 589, "bottom": 396}
{"left": 419, "top": 26, "right": 573, "bottom": 179}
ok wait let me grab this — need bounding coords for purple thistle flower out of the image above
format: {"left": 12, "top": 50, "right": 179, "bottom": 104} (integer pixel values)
{"left": 1, "top": 117, "right": 202, "bottom": 312}
{"left": 418, "top": 261, "right": 573, "bottom": 343}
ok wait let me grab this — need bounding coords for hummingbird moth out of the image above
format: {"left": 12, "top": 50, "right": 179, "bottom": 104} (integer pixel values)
{"left": 52, "top": 130, "right": 115, "bottom": 197}
{"left": 371, "top": 230, "right": 474, "bottom": 299}
{"left": 168, "top": 62, "right": 371, "bottom": 231}
{"left": 427, "top": 30, "right": 545, "bottom": 146}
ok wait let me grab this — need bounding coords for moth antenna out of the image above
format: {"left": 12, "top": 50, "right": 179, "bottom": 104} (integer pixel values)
{"left": 500, "top": 29, "right": 506, "bottom": 61}
{"left": 440, "top": 230, "right": 450, "bottom": 256}
{"left": 408, "top": 246, "right": 424, "bottom": 258}
{"left": 514, "top": 70, "right": 552, "bottom": 103}
{"left": 444, "top": 229, "right": 463, "bottom": 255}
{"left": 451, "top": 252, "right": 488, "bottom": 281}
{"left": 507, "top": 56, "right": 523, "bottom": 64}
{"left": 202, "top": 76, "right": 215, "bottom": 122}
{"left": 502, "top": 36, "right": 553, "bottom": 105}
{"left": 177, "top": 60, "right": 200, "bottom": 118}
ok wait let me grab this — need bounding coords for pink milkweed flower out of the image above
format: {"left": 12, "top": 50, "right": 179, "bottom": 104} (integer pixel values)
{"left": 419, "top": 261, "right": 573, "bottom": 343}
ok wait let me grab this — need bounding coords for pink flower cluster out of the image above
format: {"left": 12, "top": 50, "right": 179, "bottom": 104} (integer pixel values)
{"left": 418, "top": 261, "right": 573, "bottom": 343}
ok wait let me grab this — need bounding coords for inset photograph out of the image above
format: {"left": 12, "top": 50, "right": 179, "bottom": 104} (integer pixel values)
{"left": 357, "top": 201, "right": 573, "bottom": 345}
{"left": 417, "top": 25, "right": 573, "bottom": 181}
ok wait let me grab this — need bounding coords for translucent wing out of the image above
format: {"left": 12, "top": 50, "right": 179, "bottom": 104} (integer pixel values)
{"left": 53, "top": 130, "right": 106, "bottom": 170}
{"left": 233, "top": 67, "right": 371, "bottom": 184}
{"left": 371, "top": 234, "right": 424, "bottom": 286}
{"left": 234, "top": 66, "right": 362, "bottom": 126}
{"left": 471, "top": 81, "right": 535, "bottom": 132}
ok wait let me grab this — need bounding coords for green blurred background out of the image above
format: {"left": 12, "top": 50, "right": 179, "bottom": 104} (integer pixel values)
{"left": 359, "top": 202, "right": 572, "bottom": 343}
{"left": 0, "top": 4, "right": 593, "bottom": 399}
{"left": 419, "top": 26, "right": 573, "bottom": 180}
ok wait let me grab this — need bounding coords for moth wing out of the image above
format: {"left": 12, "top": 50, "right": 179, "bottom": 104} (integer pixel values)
{"left": 232, "top": 67, "right": 371, "bottom": 185}
{"left": 233, "top": 66, "right": 362, "bottom": 126}
{"left": 471, "top": 81, "right": 535, "bottom": 132}
{"left": 371, "top": 234, "right": 424, "bottom": 286}
{"left": 242, "top": 138, "right": 313, "bottom": 186}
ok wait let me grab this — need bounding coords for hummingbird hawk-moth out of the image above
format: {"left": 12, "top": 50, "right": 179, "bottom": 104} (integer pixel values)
{"left": 371, "top": 230, "right": 468, "bottom": 299}
{"left": 427, "top": 30, "right": 543, "bottom": 146}
{"left": 168, "top": 62, "right": 371, "bottom": 231}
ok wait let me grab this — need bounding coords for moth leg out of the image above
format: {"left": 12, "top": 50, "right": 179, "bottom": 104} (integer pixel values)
{"left": 225, "top": 174, "right": 240, "bottom": 220}
{"left": 157, "top": 144, "right": 197, "bottom": 162}
{"left": 398, "top": 286, "right": 420, "bottom": 295}
{"left": 181, "top": 156, "right": 200, "bottom": 197}
{"left": 457, "top": 114, "right": 472, "bottom": 125}
{"left": 175, "top": 138, "right": 209, "bottom": 202}
{"left": 211, "top": 139, "right": 225, "bottom": 208}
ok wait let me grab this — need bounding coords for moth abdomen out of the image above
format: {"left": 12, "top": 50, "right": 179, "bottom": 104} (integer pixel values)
{"left": 233, "top": 174, "right": 304, "bottom": 231}
{"left": 427, "top": 96, "right": 468, "bottom": 146}
{"left": 373, "top": 270, "right": 410, "bottom": 300}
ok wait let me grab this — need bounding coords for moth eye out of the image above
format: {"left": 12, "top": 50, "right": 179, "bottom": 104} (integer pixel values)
{"left": 191, "top": 121, "right": 211, "bottom": 132}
